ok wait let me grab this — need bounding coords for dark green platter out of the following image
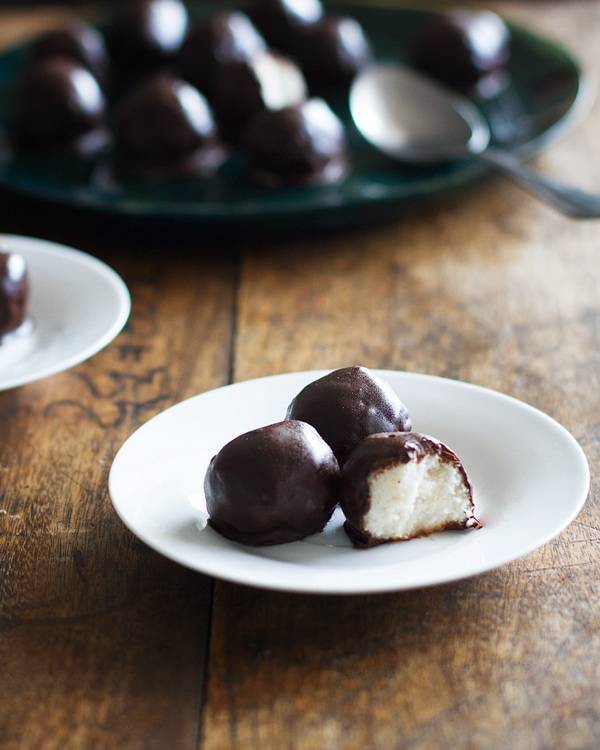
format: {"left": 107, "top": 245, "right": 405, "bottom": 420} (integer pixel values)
{"left": 0, "top": 1, "right": 586, "bottom": 230}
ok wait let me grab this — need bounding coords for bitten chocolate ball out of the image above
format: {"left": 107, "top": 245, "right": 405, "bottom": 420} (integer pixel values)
{"left": 296, "top": 16, "right": 372, "bottom": 86}
{"left": 106, "top": 0, "right": 189, "bottom": 75}
{"left": 243, "top": 98, "right": 346, "bottom": 186}
{"left": 29, "top": 21, "right": 109, "bottom": 86}
{"left": 205, "top": 420, "right": 340, "bottom": 546}
{"left": 412, "top": 10, "right": 510, "bottom": 91}
{"left": 13, "top": 58, "right": 106, "bottom": 154}
{"left": 286, "top": 367, "right": 411, "bottom": 465}
{"left": 249, "top": 0, "right": 323, "bottom": 52}
{"left": 213, "top": 51, "right": 306, "bottom": 140}
{"left": 0, "top": 251, "right": 28, "bottom": 339}
{"left": 178, "top": 11, "right": 266, "bottom": 96}
{"left": 113, "top": 74, "right": 226, "bottom": 181}
{"left": 341, "top": 432, "right": 481, "bottom": 548}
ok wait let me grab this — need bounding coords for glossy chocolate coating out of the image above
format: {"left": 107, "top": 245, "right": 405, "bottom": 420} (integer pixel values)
{"left": 205, "top": 420, "right": 340, "bottom": 546}
{"left": 297, "top": 16, "right": 372, "bottom": 85}
{"left": 114, "top": 74, "right": 226, "bottom": 180}
{"left": 214, "top": 51, "right": 306, "bottom": 140}
{"left": 341, "top": 432, "right": 480, "bottom": 548}
{"left": 0, "top": 252, "right": 28, "bottom": 338}
{"left": 243, "top": 98, "right": 346, "bottom": 186}
{"left": 249, "top": 0, "right": 323, "bottom": 51}
{"left": 412, "top": 10, "right": 510, "bottom": 90}
{"left": 14, "top": 58, "right": 106, "bottom": 154}
{"left": 106, "top": 0, "right": 189, "bottom": 75}
{"left": 286, "top": 367, "right": 411, "bottom": 466}
{"left": 178, "top": 12, "right": 266, "bottom": 96}
{"left": 30, "top": 21, "right": 109, "bottom": 86}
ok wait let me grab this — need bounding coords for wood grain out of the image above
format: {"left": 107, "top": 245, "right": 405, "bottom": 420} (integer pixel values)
{"left": 0, "top": 246, "right": 236, "bottom": 749}
{"left": 0, "top": 7, "right": 81, "bottom": 48}
{"left": 201, "top": 3, "right": 600, "bottom": 749}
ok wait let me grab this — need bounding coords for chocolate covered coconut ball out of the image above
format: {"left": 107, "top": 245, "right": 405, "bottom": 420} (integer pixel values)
{"left": 13, "top": 58, "right": 106, "bottom": 154}
{"left": 178, "top": 11, "right": 266, "bottom": 96}
{"left": 29, "top": 21, "right": 109, "bottom": 86}
{"left": 0, "top": 251, "right": 28, "bottom": 339}
{"left": 341, "top": 432, "right": 481, "bottom": 547}
{"left": 205, "top": 420, "right": 340, "bottom": 546}
{"left": 213, "top": 51, "right": 306, "bottom": 140}
{"left": 243, "top": 98, "right": 346, "bottom": 186}
{"left": 249, "top": 0, "right": 323, "bottom": 52}
{"left": 286, "top": 367, "right": 411, "bottom": 465}
{"left": 412, "top": 10, "right": 510, "bottom": 91}
{"left": 106, "top": 0, "right": 189, "bottom": 76}
{"left": 113, "top": 74, "right": 226, "bottom": 181}
{"left": 297, "top": 16, "right": 372, "bottom": 87}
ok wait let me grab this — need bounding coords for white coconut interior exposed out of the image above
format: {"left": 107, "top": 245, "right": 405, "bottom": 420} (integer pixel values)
{"left": 364, "top": 454, "right": 471, "bottom": 539}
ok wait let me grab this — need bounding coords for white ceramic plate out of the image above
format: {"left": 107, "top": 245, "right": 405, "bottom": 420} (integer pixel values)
{"left": 109, "top": 370, "right": 590, "bottom": 595}
{"left": 0, "top": 234, "right": 130, "bottom": 390}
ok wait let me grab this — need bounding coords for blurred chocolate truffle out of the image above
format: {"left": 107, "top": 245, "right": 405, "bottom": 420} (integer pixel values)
{"left": 0, "top": 251, "right": 28, "bottom": 339}
{"left": 249, "top": 0, "right": 323, "bottom": 51}
{"left": 106, "top": 0, "right": 189, "bottom": 76}
{"left": 341, "top": 432, "right": 481, "bottom": 547}
{"left": 214, "top": 51, "right": 306, "bottom": 140}
{"left": 29, "top": 21, "right": 109, "bottom": 86}
{"left": 113, "top": 74, "right": 226, "bottom": 181}
{"left": 412, "top": 10, "right": 510, "bottom": 91}
{"left": 297, "top": 16, "right": 372, "bottom": 87}
{"left": 286, "top": 367, "right": 411, "bottom": 465}
{"left": 205, "top": 420, "right": 340, "bottom": 546}
{"left": 13, "top": 58, "right": 107, "bottom": 154}
{"left": 178, "top": 11, "right": 266, "bottom": 96}
{"left": 244, "top": 98, "right": 346, "bottom": 186}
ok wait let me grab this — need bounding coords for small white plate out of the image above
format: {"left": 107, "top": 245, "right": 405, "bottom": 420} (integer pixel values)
{"left": 109, "top": 370, "right": 590, "bottom": 595}
{"left": 0, "top": 234, "right": 130, "bottom": 390}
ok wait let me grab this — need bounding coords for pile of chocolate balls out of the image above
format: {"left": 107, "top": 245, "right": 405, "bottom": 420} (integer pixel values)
{"left": 9, "top": 0, "right": 510, "bottom": 187}
{"left": 11, "top": 0, "right": 373, "bottom": 187}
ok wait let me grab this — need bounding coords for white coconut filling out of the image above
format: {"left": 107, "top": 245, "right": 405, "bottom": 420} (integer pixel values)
{"left": 363, "top": 454, "right": 471, "bottom": 539}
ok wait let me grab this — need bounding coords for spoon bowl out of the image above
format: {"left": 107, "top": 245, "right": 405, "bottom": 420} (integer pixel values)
{"left": 350, "top": 63, "right": 600, "bottom": 219}
{"left": 350, "top": 64, "right": 490, "bottom": 162}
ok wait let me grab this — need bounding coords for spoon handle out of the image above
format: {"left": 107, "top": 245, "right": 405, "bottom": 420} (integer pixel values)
{"left": 478, "top": 148, "right": 600, "bottom": 219}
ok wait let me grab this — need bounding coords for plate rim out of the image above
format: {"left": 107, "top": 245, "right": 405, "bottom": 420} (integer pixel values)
{"left": 0, "top": 233, "right": 131, "bottom": 390}
{"left": 108, "top": 369, "right": 591, "bottom": 595}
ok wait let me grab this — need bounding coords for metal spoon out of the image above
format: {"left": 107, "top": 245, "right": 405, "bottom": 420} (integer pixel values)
{"left": 350, "top": 64, "right": 600, "bottom": 219}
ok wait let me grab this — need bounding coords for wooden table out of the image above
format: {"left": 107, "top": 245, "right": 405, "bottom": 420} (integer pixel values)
{"left": 1, "top": 4, "right": 598, "bottom": 749}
